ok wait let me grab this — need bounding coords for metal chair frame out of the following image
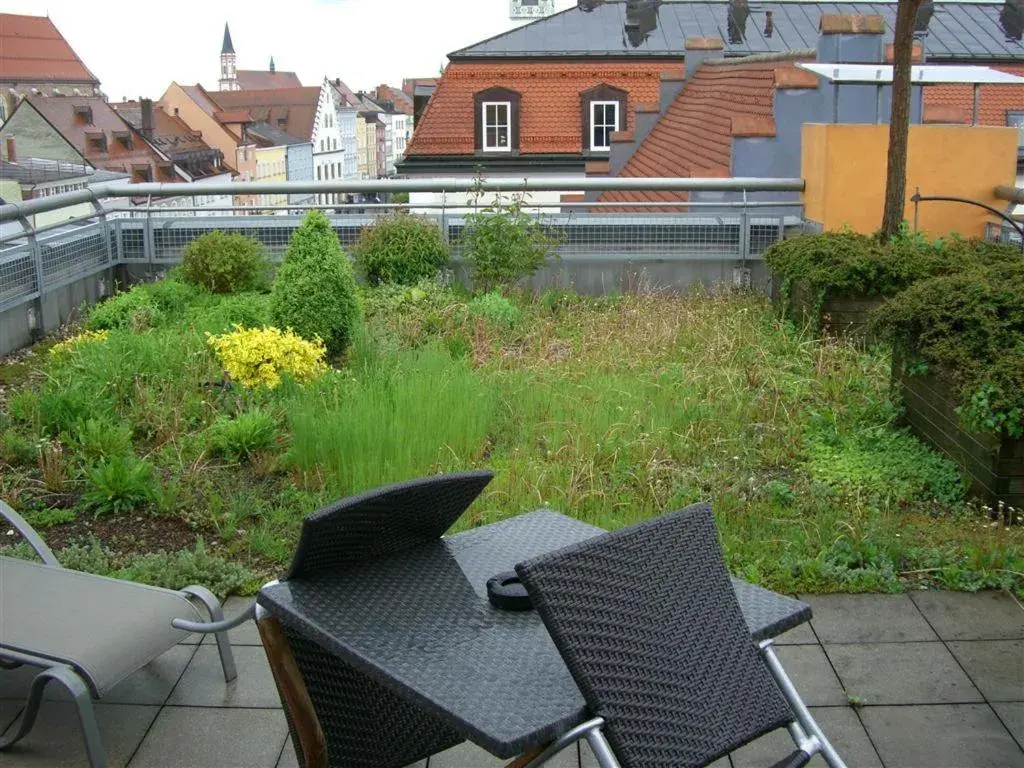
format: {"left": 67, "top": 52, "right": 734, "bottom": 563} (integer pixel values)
{"left": 0, "top": 501, "right": 243, "bottom": 768}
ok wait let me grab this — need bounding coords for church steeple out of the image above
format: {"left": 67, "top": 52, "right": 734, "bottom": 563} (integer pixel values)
{"left": 219, "top": 22, "right": 239, "bottom": 91}
{"left": 269, "top": 56, "right": 275, "bottom": 73}
{"left": 221, "top": 23, "right": 235, "bottom": 55}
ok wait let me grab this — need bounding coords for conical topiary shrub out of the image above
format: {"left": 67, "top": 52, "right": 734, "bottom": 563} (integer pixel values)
{"left": 270, "top": 210, "right": 362, "bottom": 357}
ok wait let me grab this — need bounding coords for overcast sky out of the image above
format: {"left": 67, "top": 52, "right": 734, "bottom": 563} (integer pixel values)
{"left": 7, "top": 0, "right": 577, "bottom": 102}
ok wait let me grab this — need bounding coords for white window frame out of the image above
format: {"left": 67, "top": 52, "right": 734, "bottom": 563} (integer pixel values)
{"left": 590, "top": 100, "right": 619, "bottom": 152}
{"left": 482, "top": 101, "right": 512, "bottom": 152}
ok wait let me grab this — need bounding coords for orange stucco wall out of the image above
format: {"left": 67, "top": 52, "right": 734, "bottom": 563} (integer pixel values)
{"left": 158, "top": 83, "right": 255, "bottom": 180}
{"left": 801, "top": 123, "right": 1018, "bottom": 239}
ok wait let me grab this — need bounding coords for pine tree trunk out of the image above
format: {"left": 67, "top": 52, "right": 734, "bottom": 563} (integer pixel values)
{"left": 879, "top": 0, "right": 924, "bottom": 243}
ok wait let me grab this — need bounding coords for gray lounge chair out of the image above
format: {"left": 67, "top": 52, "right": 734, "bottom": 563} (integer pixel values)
{"left": 0, "top": 500, "right": 248, "bottom": 768}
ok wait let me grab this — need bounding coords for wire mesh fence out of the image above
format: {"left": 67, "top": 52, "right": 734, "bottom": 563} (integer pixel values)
{"left": 0, "top": 205, "right": 798, "bottom": 318}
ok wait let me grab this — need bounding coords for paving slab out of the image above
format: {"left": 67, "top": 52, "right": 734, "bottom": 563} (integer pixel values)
{"left": 771, "top": 645, "right": 849, "bottom": 706}
{"left": 428, "top": 739, "right": 577, "bottom": 768}
{"left": 772, "top": 621, "right": 817, "bottom": 645}
{"left": 0, "top": 701, "right": 158, "bottom": 767}
{"left": 580, "top": 736, "right": 727, "bottom": 767}
{"left": 166, "top": 646, "right": 279, "bottom": 708}
{"left": 275, "top": 736, "right": 428, "bottom": 768}
{"left": 948, "top": 639, "right": 1024, "bottom": 702}
{"left": 0, "top": 700, "right": 22, "bottom": 734}
{"left": 802, "top": 594, "right": 937, "bottom": 644}
{"left": 910, "top": 590, "right": 1024, "bottom": 641}
{"left": 826, "top": 642, "right": 984, "bottom": 705}
{"left": 0, "top": 645, "right": 196, "bottom": 706}
{"left": 201, "top": 596, "right": 261, "bottom": 647}
{"left": 860, "top": 704, "right": 1024, "bottom": 768}
{"left": 729, "top": 707, "right": 881, "bottom": 768}
{"left": 993, "top": 702, "right": 1024, "bottom": 745}
{"left": 128, "top": 706, "right": 288, "bottom": 768}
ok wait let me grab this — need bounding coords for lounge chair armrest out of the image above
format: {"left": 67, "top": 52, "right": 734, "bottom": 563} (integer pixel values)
{"left": 172, "top": 598, "right": 255, "bottom": 634}
{"left": 0, "top": 500, "right": 60, "bottom": 567}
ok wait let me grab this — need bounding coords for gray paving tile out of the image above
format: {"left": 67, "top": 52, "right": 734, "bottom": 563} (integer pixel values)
{"left": 426, "top": 741, "right": 516, "bottom": 767}
{"left": 730, "top": 707, "right": 881, "bottom": 768}
{"left": 166, "top": 646, "right": 279, "bottom": 708}
{"left": 910, "top": 590, "right": 1024, "bottom": 641}
{"left": 860, "top": 704, "right": 1024, "bottom": 768}
{"left": 773, "top": 621, "right": 817, "bottom": 645}
{"left": 993, "top": 702, "right": 1024, "bottom": 744}
{"left": 128, "top": 706, "right": 288, "bottom": 768}
{"left": 276, "top": 737, "right": 299, "bottom": 768}
{"left": 948, "top": 640, "right": 1024, "bottom": 703}
{"left": 826, "top": 642, "right": 984, "bottom": 705}
{"left": 0, "top": 701, "right": 158, "bottom": 767}
{"left": 0, "top": 699, "right": 22, "bottom": 733}
{"left": 201, "top": 596, "right": 261, "bottom": 647}
{"left": 772, "top": 645, "right": 849, "bottom": 706}
{"left": 0, "top": 646, "right": 195, "bottom": 706}
{"left": 581, "top": 738, "right": 725, "bottom": 767}
{"left": 802, "top": 594, "right": 937, "bottom": 643}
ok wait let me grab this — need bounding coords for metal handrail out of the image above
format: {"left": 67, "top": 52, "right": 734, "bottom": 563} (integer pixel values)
{"left": 0, "top": 176, "right": 805, "bottom": 223}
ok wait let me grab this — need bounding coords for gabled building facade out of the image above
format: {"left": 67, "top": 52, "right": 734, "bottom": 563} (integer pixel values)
{"left": 0, "top": 13, "right": 103, "bottom": 126}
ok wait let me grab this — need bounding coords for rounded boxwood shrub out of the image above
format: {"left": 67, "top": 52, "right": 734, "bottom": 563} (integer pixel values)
{"left": 181, "top": 231, "right": 269, "bottom": 294}
{"left": 353, "top": 213, "right": 449, "bottom": 286}
{"left": 270, "top": 210, "right": 362, "bottom": 357}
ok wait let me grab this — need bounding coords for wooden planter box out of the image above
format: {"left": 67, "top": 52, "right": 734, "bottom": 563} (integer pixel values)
{"left": 896, "top": 364, "right": 1024, "bottom": 508}
{"left": 773, "top": 280, "right": 886, "bottom": 342}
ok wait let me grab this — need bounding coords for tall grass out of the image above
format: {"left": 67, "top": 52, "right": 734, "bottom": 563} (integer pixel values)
{"left": 286, "top": 342, "right": 496, "bottom": 495}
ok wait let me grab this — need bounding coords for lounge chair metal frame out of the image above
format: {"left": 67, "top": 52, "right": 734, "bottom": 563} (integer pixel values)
{"left": 0, "top": 501, "right": 247, "bottom": 768}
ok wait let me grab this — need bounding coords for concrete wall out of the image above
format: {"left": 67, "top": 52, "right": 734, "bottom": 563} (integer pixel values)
{"left": 802, "top": 123, "right": 1019, "bottom": 238}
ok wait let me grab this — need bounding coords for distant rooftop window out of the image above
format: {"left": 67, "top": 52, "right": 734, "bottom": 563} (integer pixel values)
{"left": 73, "top": 105, "right": 93, "bottom": 124}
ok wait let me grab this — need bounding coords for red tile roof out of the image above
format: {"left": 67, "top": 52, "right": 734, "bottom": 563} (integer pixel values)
{"left": 923, "top": 64, "right": 1024, "bottom": 126}
{"left": 406, "top": 61, "right": 682, "bottom": 156}
{"left": 20, "top": 96, "right": 187, "bottom": 180}
{"left": 599, "top": 54, "right": 814, "bottom": 209}
{"left": 0, "top": 13, "right": 99, "bottom": 84}
{"left": 208, "top": 87, "right": 321, "bottom": 141}
{"left": 375, "top": 84, "right": 414, "bottom": 115}
{"left": 236, "top": 70, "right": 302, "bottom": 90}
{"left": 402, "top": 77, "right": 438, "bottom": 97}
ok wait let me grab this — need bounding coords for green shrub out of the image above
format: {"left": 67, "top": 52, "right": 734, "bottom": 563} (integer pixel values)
{"left": 23, "top": 507, "right": 77, "bottom": 528}
{"left": 872, "top": 261, "right": 1024, "bottom": 438}
{"left": 206, "top": 408, "right": 280, "bottom": 460}
{"left": 55, "top": 539, "right": 112, "bottom": 574}
{"left": 71, "top": 417, "right": 133, "bottom": 462}
{"left": 115, "top": 539, "right": 254, "bottom": 596}
{"left": 181, "top": 231, "right": 269, "bottom": 294}
{"left": 353, "top": 213, "right": 449, "bottom": 285}
{"left": 270, "top": 210, "right": 362, "bottom": 356}
{"left": 1, "top": 431, "right": 38, "bottom": 465}
{"left": 459, "top": 190, "right": 558, "bottom": 292}
{"left": 466, "top": 291, "right": 521, "bottom": 328}
{"left": 88, "top": 287, "right": 164, "bottom": 331}
{"left": 186, "top": 292, "right": 271, "bottom": 333}
{"left": 82, "top": 455, "right": 159, "bottom": 515}
{"left": 765, "top": 231, "right": 1020, "bottom": 320}
{"left": 140, "top": 279, "right": 198, "bottom": 315}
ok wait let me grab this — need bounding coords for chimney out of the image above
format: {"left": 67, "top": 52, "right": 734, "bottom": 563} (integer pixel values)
{"left": 818, "top": 14, "right": 885, "bottom": 63}
{"left": 140, "top": 98, "right": 154, "bottom": 139}
{"left": 683, "top": 36, "right": 724, "bottom": 79}
{"left": 5, "top": 136, "right": 16, "bottom": 163}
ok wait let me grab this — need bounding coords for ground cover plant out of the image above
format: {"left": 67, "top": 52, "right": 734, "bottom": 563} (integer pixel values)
{"left": 1, "top": 228, "right": 1020, "bottom": 598}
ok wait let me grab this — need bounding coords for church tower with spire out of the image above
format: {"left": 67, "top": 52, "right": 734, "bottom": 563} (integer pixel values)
{"left": 219, "top": 23, "right": 239, "bottom": 91}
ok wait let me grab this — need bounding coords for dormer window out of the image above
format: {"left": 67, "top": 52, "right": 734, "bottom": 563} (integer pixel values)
{"left": 85, "top": 130, "right": 106, "bottom": 152}
{"left": 590, "top": 102, "right": 619, "bottom": 152}
{"left": 73, "top": 104, "right": 93, "bottom": 124}
{"left": 474, "top": 87, "right": 521, "bottom": 153}
{"left": 581, "top": 84, "right": 627, "bottom": 154}
{"left": 112, "top": 130, "right": 133, "bottom": 149}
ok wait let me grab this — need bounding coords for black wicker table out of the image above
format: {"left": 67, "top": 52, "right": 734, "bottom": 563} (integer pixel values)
{"left": 257, "top": 509, "right": 811, "bottom": 761}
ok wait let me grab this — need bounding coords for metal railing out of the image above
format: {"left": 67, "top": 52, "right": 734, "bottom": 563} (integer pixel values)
{"left": 0, "top": 177, "right": 804, "bottom": 354}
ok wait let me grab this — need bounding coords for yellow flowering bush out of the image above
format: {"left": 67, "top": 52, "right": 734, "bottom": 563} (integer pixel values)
{"left": 206, "top": 325, "right": 326, "bottom": 390}
{"left": 49, "top": 330, "right": 110, "bottom": 357}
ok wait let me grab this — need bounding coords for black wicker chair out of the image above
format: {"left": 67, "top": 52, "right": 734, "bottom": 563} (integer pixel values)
{"left": 515, "top": 503, "right": 846, "bottom": 768}
{"left": 255, "top": 471, "right": 494, "bottom": 768}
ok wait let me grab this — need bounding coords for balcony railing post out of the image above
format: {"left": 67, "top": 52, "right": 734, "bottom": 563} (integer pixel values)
{"left": 143, "top": 194, "right": 155, "bottom": 278}
{"left": 21, "top": 213, "right": 47, "bottom": 339}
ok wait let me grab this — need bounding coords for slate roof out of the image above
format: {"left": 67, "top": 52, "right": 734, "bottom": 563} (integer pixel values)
{"left": 247, "top": 121, "right": 307, "bottom": 146}
{"left": 451, "top": 1, "right": 1024, "bottom": 62}
{"left": 0, "top": 13, "right": 100, "bottom": 84}
{"left": 598, "top": 53, "right": 817, "bottom": 208}
{"left": 405, "top": 60, "right": 679, "bottom": 156}
{"left": 237, "top": 70, "right": 302, "bottom": 90}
